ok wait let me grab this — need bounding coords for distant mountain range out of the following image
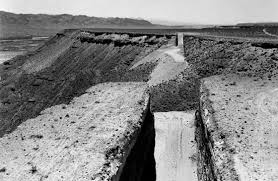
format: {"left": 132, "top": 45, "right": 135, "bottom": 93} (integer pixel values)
{"left": 0, "top": 11, "right": 154, "bottom": 38}
{"left": 0, "top": 11, "right": 153, "bottom": 26}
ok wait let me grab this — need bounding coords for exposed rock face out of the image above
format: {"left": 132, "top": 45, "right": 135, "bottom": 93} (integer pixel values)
{"left": 0, "top": 30, "right": 170, "bottom": 137}
{"left": 0, "top": 82, "right": 153, "bottom": 181}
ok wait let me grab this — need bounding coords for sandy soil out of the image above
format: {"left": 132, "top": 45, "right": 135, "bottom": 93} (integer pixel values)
{"left": 154, "top": 111, "right": 197, "bottom": 181}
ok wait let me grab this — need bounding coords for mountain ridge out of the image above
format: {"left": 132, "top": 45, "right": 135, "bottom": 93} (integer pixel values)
{"left": 0, "top": 11, "right": 154, "bottom": 38}
{"left": 0, "top": 10, "right": 153, "bottom": 26}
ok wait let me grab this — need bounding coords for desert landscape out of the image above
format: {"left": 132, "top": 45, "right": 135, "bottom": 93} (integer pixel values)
{"left": 1, "top": 1, "right": 278, "bottom": 181}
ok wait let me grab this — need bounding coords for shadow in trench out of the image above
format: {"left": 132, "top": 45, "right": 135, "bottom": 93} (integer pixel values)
{"left": 119, "top": 106, "right": 156, "bottom": 181}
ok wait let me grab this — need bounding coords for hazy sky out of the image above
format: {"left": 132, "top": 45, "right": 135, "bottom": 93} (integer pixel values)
{"left": 0, "top": 0, "right": 278, "bottom": 24}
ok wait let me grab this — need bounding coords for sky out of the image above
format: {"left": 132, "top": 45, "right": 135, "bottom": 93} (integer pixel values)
{"left": 0, "top": 0, "right": 278, "bottom": 25}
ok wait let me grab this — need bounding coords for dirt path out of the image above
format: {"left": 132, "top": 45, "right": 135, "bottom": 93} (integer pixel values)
{"left": 154, "top": 111, "right": 197, "bottom": 181}
{"left": 263, "top": 28, "right": 278, "bottom": 38}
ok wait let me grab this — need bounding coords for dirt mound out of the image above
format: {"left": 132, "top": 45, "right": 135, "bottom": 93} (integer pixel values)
{"left": 0, "top": 30, "right": 170, "bottom": 137}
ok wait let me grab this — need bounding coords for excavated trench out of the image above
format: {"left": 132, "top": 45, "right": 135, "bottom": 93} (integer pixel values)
{"left": 114, "top": 33, "right": 278, "bottom": 181}
{"left": 3, "top": 30, "right": 278, "bottom": 180}
{"left": 104, "top": 34, "right": 278, "bottom": 181}
{"left": 0, "top": 31, "right": 199, "bottom": 180}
